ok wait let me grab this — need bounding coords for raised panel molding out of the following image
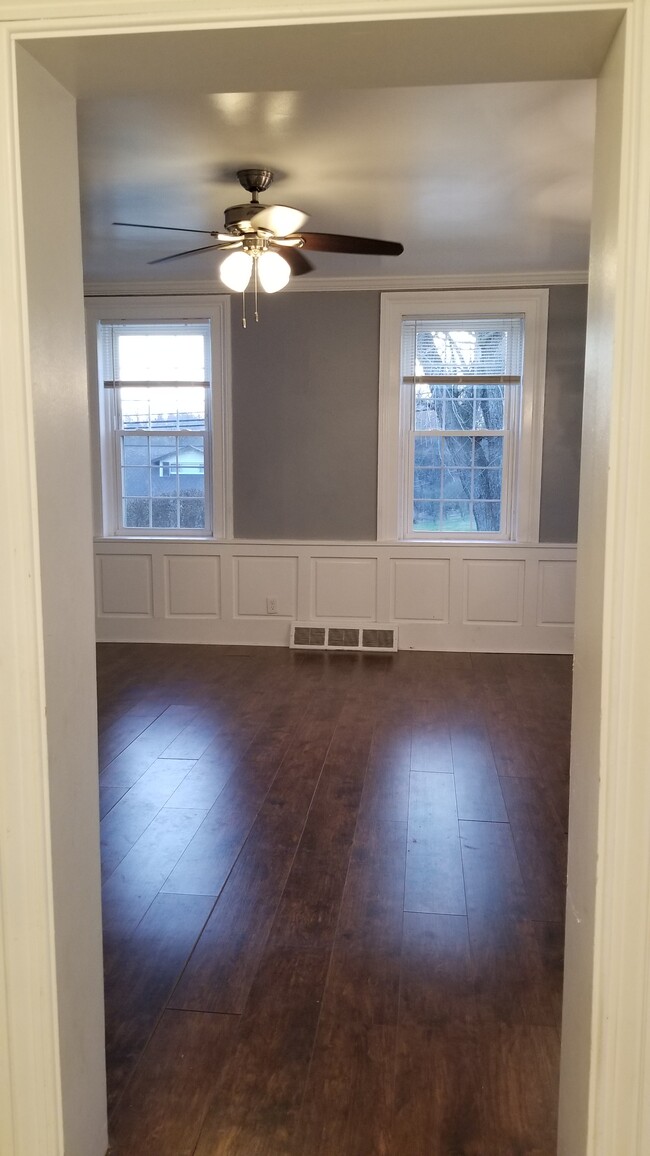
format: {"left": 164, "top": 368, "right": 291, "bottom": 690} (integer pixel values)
{"left": 96, "top": 553, "right": 152, "bottom": 617}
{"left": 94, "top": 541, "right": 575, "bottom": 652}
{"left": 537, "top": 559, "right": 577, "bottom": 625}
{"left": 235, "top": 555, "right": 298, "bottom": 617}
{"left": 166, "top": 555, "right": 220, "bottom": 618}
{"left": 392, "top": 558, "right": 449, "bottom": 622}
{"left": 312, "top": 557, "right": 378, "bottom": 620}
{"left": 464, "top": 559, "right": 525, "bottom": 624}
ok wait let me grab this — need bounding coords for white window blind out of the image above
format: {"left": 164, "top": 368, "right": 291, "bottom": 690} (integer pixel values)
{"left": 102, "top": 320, "right": 211, "bottom": 386}
{"left": 401, "top": 315, "right": 524, "bottom": 384}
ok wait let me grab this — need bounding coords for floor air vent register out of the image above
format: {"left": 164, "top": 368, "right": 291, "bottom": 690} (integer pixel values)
{"left": 290, "top": 623, "right": 398, "bottom": 652}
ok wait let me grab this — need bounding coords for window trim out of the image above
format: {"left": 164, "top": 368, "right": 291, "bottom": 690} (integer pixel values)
{"left": 377, "top": 289, "right": 549, "bottom": 543}
{"left": 86, "top": 296, "right": 232, "bottom": 540}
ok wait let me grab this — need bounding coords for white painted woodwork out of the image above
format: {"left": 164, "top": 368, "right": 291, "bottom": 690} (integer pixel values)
{"left": 463, "top": 558, "right": 525, "bottom": 625}
{"left": 537, "top": 558, "right": 577, "bottom": 625}
{"left": 392, "top": 558, "right": 450, "bottom": 622}
{"left": 8, "top": 44, "right": 108, "bottom": 1156}
{"left": 96, "top": 552, "right": 153, "bottom": 615}
{"left": 2, "top": 4, "right": 650, "bottom": 1156}
{"left": 312, "top": 557, "right": 378, "bottom": 621}
{"left": 93, "top": 539, "right": 576, "bottom": 653}
{"left": 234, "top": 554, "right": 298, "bottom": 618}
{"left": 85, "top": 269, "right": 590, "bottom": 297}
{"left": 561, "top": 10, "right": 650, "bottom": 1156}
{"left": 166, "top": 554, "right": 220, "bottom": 617}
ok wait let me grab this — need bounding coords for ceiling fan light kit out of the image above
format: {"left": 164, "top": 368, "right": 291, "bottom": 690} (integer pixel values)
{"left": 113, "top": 168, "right": 404, "bottom": 326}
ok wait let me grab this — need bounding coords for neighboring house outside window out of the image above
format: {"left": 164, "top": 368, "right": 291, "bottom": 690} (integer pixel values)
{"left": 377, "top": 289, "right": 549, "bottom": 543}
{"left": 87, "top": 297, "right": 231, "bottom": 538}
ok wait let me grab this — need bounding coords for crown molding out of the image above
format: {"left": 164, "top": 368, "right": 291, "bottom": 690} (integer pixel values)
{"left": 84, "top": 269, "right": 588, "bottom": 298}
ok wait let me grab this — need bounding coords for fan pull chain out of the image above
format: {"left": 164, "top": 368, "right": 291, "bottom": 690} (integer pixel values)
{"left": 254, "top": 258, "right": 260, "bottom": 323}
{"left": 241, "top": 290, "right": 247, "bottom": 328}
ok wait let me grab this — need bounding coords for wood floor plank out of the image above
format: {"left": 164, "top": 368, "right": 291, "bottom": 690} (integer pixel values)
{"left": 101, "top": 806, "right": 208, "bottom": 934}
{"left": 454, "top": 761, "right": 508, "bottom": 822}
{"left": 511, "top": 822, "right": 568, "bottom": 922}
{"left": 99, "top": 705, "right": 202, "bottom": 816}
{"left": 159, "top": 712, "right": 231, "bottom": 760}
{"left": 410, "top": 699, "right": 453, "bottom": 774}
{"left": 108, "top": 1010, "right": 238, "bottom": 1156}
{"left": 355, "top": 754, "right": 411, "bottom": 829}
{"left": 499, "top": 775, "right": 565, "bottom": 834}
{"left": 192, "top": 947, "right": 331, "bottom": 1156}
{"left": 468, "top": 912, "right": 560, "bottom": 1028}
{"left": 533, "top": 921, "right": 565, "bottom": 1030}
{"left": 399, "top": 911, "right": 475, "bottom": 1026}
{"left": 460, "top": 819, "right": 528, "bottom": 919}
{"left": 107, "top": 756, "right": 196, "bottom": 812}
{"left": 163, "top": 748, "right": 240, "bottom": 810}
{"left": 405, "top": 771, "right": 465, "bottom": 915}
{"left": 393, "top": 1021, "right": 560, "bottom": 1156}
{"left": 268, "top": 846, "right": 352, "bottom": 949}
{"left": 170, "top": 718, "right": 337, "bottom": 1011}
{"left": 298, "top": 1021, "right": 396, "bottom": 1156}
{"left": 295, "top": 822, "right": 406, "bottom": 1155}
{"left": 100, "top": 798, "right": 160, "bottom": 883}
{"left": 161, "top": 717, "right": 300, "bottom": 896}
{"left": 103, "top": 892, "right": 215, "bottom": 1113}
{"left": 99, "top": 704, "right": 166, "bottom": 770}
{"left": 393, "top": 1022, "right": 485, "bottom": 1155}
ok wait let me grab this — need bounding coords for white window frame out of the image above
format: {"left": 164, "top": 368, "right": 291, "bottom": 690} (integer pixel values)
{"left": 377, "top": 289, "right": 549, "bottom": 543}
{"left": 86, "top": 296, "right": 232, "bottom": 539}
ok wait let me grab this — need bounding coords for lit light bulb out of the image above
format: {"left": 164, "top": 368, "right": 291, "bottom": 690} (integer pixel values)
{"left": 220, "top": 250, "right": 253, "bottom": 292}
{"left": 257, "top": 250, "right": 291, "bottom": 293}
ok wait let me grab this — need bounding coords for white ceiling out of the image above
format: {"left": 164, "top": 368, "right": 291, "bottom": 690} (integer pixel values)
{"left": 26, "top": 13, "right": 610, "bottom": 288}
{"left": 76, "top": 79, "right": 596, "bottom": 286}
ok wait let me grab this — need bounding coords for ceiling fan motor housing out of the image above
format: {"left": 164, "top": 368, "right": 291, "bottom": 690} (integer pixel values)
{"left": 224, "top": 203, "right": 267, "bottom": 233}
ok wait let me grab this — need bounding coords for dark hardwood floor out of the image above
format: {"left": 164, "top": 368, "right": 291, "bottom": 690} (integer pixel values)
{"left": 98, "top": 643, "right": 571, "bottom": 1156}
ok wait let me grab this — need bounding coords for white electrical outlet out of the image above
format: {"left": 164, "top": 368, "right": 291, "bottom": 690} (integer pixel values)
{"left": 266, "top": 597, "right": 279, "bottom": 615}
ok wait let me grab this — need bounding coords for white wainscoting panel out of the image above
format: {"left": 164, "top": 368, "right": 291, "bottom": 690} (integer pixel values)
{"left": 166, "top": 555, "right": 220, "bottom": 618}
{"left": 96, "top": 552, "right": 153, "bottom": 617}
{"left": 392, "top": 558, "right": 450, "bottom": 622}
{"left": 94, "top": 540, "right": 576, "bottom": 652}
{"left": 464, "top": 559, "right": 525, "bottom": 625}
{"left": 312, "top": 557, "right": 377, "bottom": 620}
{"left": 235, "top": 555, "right": 298, "bottom": 618}
{"left": 537, "top": 559, "right": 577, "bottom": 625}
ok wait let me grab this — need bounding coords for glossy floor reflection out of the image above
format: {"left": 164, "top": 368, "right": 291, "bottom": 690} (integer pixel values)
{"left": 98, "top": 644, "right": 570, "bottom": 1156}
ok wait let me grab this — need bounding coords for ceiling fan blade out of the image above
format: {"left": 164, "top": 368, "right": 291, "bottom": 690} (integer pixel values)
{"left": 148, "top": 240, "right": 242, "bottom": 265}
{"left": 113, "top": 220, "right": 232, "bottom": 239}
{"left": 276, "top": 247, "right": 315, "bottom": 276}
{"left": 298, "top": 232, "right": 403, "bottom": 256}
{"left": 250, "top": 205, "right": 309, "bottom": 236}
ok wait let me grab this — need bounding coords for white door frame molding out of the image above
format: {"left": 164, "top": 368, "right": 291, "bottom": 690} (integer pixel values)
{"left": 1, "top": 2, "right": 649, "bottom": 1155}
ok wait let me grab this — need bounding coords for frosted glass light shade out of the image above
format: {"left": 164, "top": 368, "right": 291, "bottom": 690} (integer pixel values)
{"left": 257, "top": 250, "right": 291, "bottom": 293}
{"left": 220, "top": 250, "right": 253, "bottom": 292}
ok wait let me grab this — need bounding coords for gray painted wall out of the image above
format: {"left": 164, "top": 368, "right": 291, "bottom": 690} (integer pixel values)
{"left": 232, "top": 292, "right": 379, "bottom": 539}
{"left": 232, "top": 285, "right": 586, "bottom": 542}
{"left": 539, "top": 284, "right": 588, "bottom": 542}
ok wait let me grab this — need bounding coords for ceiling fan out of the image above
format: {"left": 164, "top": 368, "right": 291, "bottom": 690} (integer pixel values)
{"left": 113, "top": 168, "right": 404, "bottom": 323}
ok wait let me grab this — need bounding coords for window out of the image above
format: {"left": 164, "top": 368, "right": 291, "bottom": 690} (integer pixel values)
{"left": 87, "top": 297, "right": 231, "bottom": 538}
{"left": 378, "top": 290, "right": 548, "bottom": 542}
